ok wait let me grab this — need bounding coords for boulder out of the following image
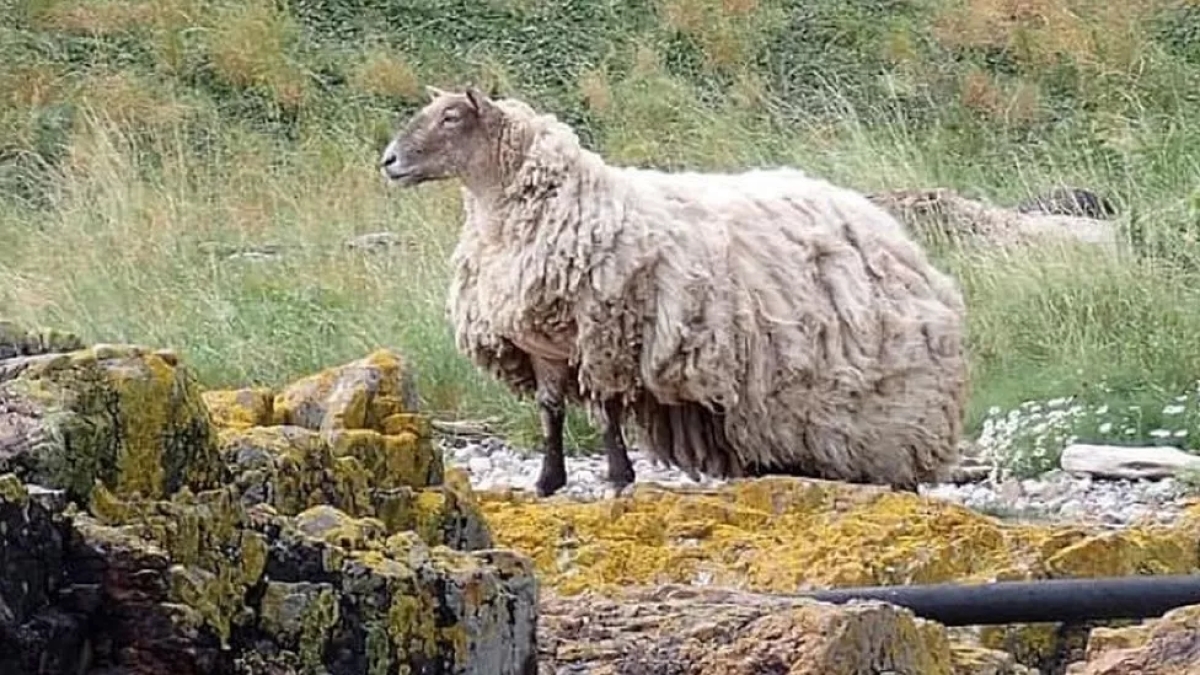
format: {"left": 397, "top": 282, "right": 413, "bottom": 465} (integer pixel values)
{"left": 867, "top": 187, "right": 1121, "bottom": 253}
{"left": 269, "top": 348, "right": 421, "bottom": 433}
{"left": 537, "top": 583, "right": 1034, "bottom": 675}
{"left": 1064, "top": 604, "right": 1200, "bottom": 674}
{"left": 0, "top": 324, "right": 538, "bottom": 674}
{"left": 0, "top": 341, "right": 223, "bottom": 504}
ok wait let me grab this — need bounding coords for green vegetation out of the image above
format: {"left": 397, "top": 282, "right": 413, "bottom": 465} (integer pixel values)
{"left": 3, "top": 0, "right": 1200, "bottom": 470}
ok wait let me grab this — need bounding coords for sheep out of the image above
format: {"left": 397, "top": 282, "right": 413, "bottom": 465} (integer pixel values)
{"left": 378, "top": 85, "right": 970, "bottom": 498}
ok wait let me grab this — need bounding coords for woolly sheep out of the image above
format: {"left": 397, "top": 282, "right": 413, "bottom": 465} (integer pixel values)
{"left": 379, "top": 85, "right": 970, "bottom": 497}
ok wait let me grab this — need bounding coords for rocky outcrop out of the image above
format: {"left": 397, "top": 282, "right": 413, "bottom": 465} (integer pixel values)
{"left": 0, "top": 323, "right": 537, "bottom": 674}
{"left": 1065, "top": 604, "right": 1200, "bottom": 674}
{"left": 537, "top": 583, "right": 1035, "bottom": 675}
{"left": 480, "top": 478, "right": 1200, "bottom": 673}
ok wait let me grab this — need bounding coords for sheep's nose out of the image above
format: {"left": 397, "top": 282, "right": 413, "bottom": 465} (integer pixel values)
{"left": 380, "top": 152, "right": 398, "bottom": 168}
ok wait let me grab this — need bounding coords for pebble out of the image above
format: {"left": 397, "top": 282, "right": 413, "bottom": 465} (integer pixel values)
{"left": 438, "top": 436, "right": 1198, "bottom": 528}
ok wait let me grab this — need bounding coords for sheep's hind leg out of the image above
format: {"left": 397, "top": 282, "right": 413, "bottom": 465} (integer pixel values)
{"left": 600, "top": 397, "right": 635, "bottom": 496}
{"left": 532, "top": 357, "right": 571, "bottom": 498}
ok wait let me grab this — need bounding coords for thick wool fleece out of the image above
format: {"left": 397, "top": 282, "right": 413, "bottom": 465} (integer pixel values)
{"left": 447, "top": 97, "right": 970, "bottom": 489}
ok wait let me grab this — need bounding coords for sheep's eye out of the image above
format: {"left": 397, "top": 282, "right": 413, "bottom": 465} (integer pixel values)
{"left": 440, "top": 110, "right": 461, "bottom": 126}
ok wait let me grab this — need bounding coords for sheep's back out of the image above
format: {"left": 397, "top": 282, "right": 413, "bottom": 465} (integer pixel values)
{"left": 618, "top": 166, "right": 967, "bottom": 480}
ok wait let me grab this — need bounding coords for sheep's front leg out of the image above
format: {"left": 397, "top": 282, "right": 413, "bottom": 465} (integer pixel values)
{"left": 532, "top": 357, "right": 571, "bottom": 498}
{"left": 600, "top": 397, "right": 636, "bottom": 495}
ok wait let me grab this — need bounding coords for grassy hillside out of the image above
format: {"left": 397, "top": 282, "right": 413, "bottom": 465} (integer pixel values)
{"left": 3, "top": 0, "right": 1200, "bottom": 473}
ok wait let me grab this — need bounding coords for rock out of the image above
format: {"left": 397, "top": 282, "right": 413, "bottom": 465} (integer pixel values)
{"left": 253, "top": 503, "right": 539, "bottom": 675}
{"left": 202, "top": 387, "right": 275, "bottom": 430}
{"left": 480, "top": 477, "right": 1200, "bottom": 671}
{"left": 1061, "top": 443, "right": 1200, "bottom": 480}
{"left": 0, "top": 473, "right": 86, "bottom": 675}
{"left": 0, "top": 325, "right": 538, "bottom": 674}
{"left": 1015, "top": 187, "right": 1118, "bottom": 220}
{"left": 271, "top": 348, "right": 421, "bottom": 433}
{"left": 867, "top": 187, "right": 1121, "bottom": 252}
{"left": 1064, "top": 604, "right": 1200, "bottom": 674}
{"left": 0, "top": 341, "right": 223, "bottom": 504}
{"left": 537, "top": 583, "right": 1032, "bottom": 675}
{"left": 480, "top": 479, "right": 1200, "bottom": 594}
{"left": 197, "top": 241, "right": 287, "bottom": 262}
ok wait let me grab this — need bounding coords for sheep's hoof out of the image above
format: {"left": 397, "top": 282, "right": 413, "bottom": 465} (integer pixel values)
{"left": 606, "top": 467, "right": 635, "bottom": 495}
{"left": 535, "top": 466, "right": 567, "bottom": 498}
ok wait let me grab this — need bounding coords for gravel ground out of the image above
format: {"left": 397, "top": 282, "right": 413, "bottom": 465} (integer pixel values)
{"left": 438, "top": 435, "right": 1197, "bottom": 528}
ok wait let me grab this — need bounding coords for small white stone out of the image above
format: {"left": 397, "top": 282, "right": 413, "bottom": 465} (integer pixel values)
{"left": 466, "top": 456, "right": 492, "bottom": 476}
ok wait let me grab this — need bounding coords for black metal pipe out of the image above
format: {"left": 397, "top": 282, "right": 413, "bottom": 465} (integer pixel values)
{"left": 798, "top": 573, "right": 1200, "bottom": 626}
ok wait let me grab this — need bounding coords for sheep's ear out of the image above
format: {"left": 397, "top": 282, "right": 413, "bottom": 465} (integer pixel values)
{"left": 465, "top": 85, "right": 493, "bottom": 114}
{"left": 424, "top": 85, "right": 448, "bottom": 100}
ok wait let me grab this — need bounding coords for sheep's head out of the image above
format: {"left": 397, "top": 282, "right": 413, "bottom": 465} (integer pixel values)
{"left": 379, "top": 85, "right": 501, "bottom": 188}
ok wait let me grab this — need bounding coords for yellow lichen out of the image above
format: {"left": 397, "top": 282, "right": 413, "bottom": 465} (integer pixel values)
{"left": 106, "top": 349, "right": 177, "bottom": 498}
{"left": 328, "top": 429, "right": 441, "bottom": 490}
{"left": 220, "top": 426, "right": 372, "bottom": 516}
{"left": 8, "top": 344, "right": 220, "bottom": 503}
{"left": 294, "top": 504, "right": 387, "bottom": 550}
{"left": 272, "top": 348, "right": 419, "bottom": 432}
{"left": 0, "top": 473, "right": 28, "bottom": 505}
{"left": 258, "top": 581, "right": 340, "bottom": 670}
{"left": 90, "top": 485, "right": 268, "bottom": 647}
{"left": 203, "top": 387, "right": 276, "bottom": 430}
{"left": 478, "top": 478, "right": 1200, "bottom": 597}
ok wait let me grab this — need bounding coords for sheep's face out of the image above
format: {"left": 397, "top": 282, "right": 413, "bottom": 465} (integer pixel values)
{"left": 380, "top": 86, "right": 495, "bottom": 187}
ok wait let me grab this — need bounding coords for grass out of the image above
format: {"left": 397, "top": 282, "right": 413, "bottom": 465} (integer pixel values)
{"left": 3, "top": 0, "right": 1200, "bottom": 465}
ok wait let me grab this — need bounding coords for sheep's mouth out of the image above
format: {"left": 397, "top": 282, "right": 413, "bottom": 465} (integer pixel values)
{"left": 384, "top": 168, "right": 425, "bottom": 186}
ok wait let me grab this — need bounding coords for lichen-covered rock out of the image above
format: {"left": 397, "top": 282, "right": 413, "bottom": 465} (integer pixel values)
{"left": 1, "top": 476, "right": 537, "bottom": 675}
{"left": 271, "top": 349, "right": 421, "bottom": 433}
{"left": 371, "top": 471, "right": 492, "bottom": 551}
{"left": 0, "top": 342, "right": 223, "bottom": 504}
{"left": 327, "top": 427, "right": 443, "bottom": 490}
{"left": 87, "top": 483, "right": 269, "bottom": 648}
{"left": 536, "top": 583, "right": 1032, "bottom": 675}
{"left": 221, "top": 425, "right": 374, "bottom": 517}
{"left": 252, "top": 503, "right": 539, "bottom": 675}
{"left": 220, "top": 425, "right": 486, "bottom": 550}
{"left": 481, "top": 477, "right": 1200, "bottom": 672}
{"left": 1063, "top": 604, "right": 1200, "bottom": 674}
{"left": 1, "top": 335, "right": 533, "bottom": 675}
{"left": 479, "top": 478, "right": 1199, "bottom": 596}
{"left": 202, "top": 387, "right": 276, "bottom": 430}
{"left": 0, "top": 474, "right": 91, "bottom": 675}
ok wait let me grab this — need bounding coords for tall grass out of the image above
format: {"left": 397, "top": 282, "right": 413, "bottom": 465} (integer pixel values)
{"left": 3, "top": 0, "right": 1200, "bottom": 466}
